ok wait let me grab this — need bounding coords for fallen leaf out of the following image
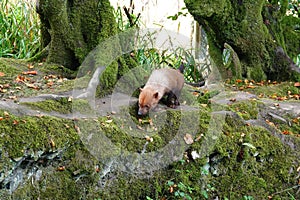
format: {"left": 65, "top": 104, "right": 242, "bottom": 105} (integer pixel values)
{"left": 0, "top": 72, "right": 5, "bottom": 77}
{"left": 57, "top": 166, "right": 66, "bottom": 171}
{"left": 270, "top": 94, "right": 277, "bottom": 99}
{"left": 266, "top": 119, "right": 275, "bottom": 127}
{"left": 8, "top": 96, "right": 17, "bottom": 100}
{"left": 246, "top": 85, "right": 255, "bottom": 89}
{"left": 111, "top": 111, "right": 116, "bottom": 115}
{"left": 15, "top": 75, "right": 24, "bottom": 83}
{"left": 273, "top": 103, "right": 280, "bottom": 108}
{"left": 149, "top": 119, "right": 153, "bottom": 126}
{"left": 75, "top": 125, "right": 80, "bottom": 133}
{"left": 184, "top": 133, "right": 194, "bottom": 144}
{"left": 47, "top": 81, "right": 54, "bottom": 87}
{"left": 268, "top": 195, "right": 273, "bottom": 200}
{"left": 294, "top": 82, "right": 300, "bottom": 87}
{"left": 57, "top": 78, "right": 63, "bottom": 83}
{"left": 3, "top": 84, "right": 10, "bottom": 88}
{"left": 282, "top": 130, "right": 290, "bottom": 135}
{"left": 0, "top": 117, "right": 3, "bottom": 121}
{"left": 136, "top": 125, "right": 144, "bottom": 130}
{"left": 95, "top": 165, "right": 100, "bottom": 173}
{"left": 229, "top": 98, "right": 236, "bottom": 102}
{"left": 25, "top": 82, "right": 39, "bottom": 89}
{"left": 192, "top": 91, "right": 200, "bottom": 96}
{"left": 242, "top": 142, "right": 256, "bottom": 149}
{"left": 145, "top": 135, "right": 153, "bottom": 142}
{"left": 22, "top": 70, "right": 37, "bottom": 75}
{"left": 105, "top": 119, "right": 113, "bottom": 123}
{"left": 28, "top": 64, "right": 34, "bottom": 69}
{"left": 49, "top": 138, "right": 55, "bottom": 148}
{"left": 276, "top": 96, "right": 287, "bottom": 101}
{"left": 195, "top": 134, "right": 203, "bottom": 141}
{"left": 4, "top": 111, "right": 9, "bottom": 117}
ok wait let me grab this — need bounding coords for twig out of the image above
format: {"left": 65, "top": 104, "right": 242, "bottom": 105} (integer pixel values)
{"left": 271, "top": 185, "right": 300, "bottom": 196}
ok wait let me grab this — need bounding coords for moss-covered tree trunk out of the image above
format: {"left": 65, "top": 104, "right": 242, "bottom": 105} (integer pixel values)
{"left": 185, "top": 0, "right": 300, "bottom": 81}
{"left": 36, "top": 0, "right": 117, "bottom": 70}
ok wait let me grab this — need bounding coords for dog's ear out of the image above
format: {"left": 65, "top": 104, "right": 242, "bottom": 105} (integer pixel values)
{"left": 153, "top": 92, "right": 159, "bottom": 99}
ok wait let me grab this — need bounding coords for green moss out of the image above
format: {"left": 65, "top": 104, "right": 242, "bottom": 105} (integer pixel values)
{"left": 0, "top": 58, "right": 27, "bottom": 84}
{"left": 281, "top": 16, "right": 300, "bottom": 59}
{"left": 247, "top": 65, "right": 267, "bottom": 82}
{"left": 0, "top": 111, "right": 78, "bottom": 158}
{"left": 0, "top": 110, "right": 104, "bottom": 199}
{"left": 96, "top": 54, "right": 138, "bottom": 97}
{"left": 185, "top": 0, "right": 296, "bottom": 81}
{"left": 0, "top": 96, "right": 298, "bottom": 199}
{"left": 246, "top": 82, "right": 299, "bottom": 97}
{"left": 209, "top": 125, "right": 297, "bottom": 199}
{"left": 228, "top": 100, "right": 259, "bottom": 120}
{"left": 197, "top": 90, "right": 220, "bottom": 104}
{"left": 98, "top": 108, "right": 199, "bottom": 152}
{"left": 170, "top": 114, "right": 298, "bottom": 199}
{"left": 21, "top": 98, "right": 92, "bottom": 114}
{"left": 97, "top": 61, "right": 118, "bottom": 97}
{"left": 38, "top": 63, "right": 77, "bottom": 79}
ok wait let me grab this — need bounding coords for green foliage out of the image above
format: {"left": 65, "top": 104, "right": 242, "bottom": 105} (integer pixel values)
{"left": 294, "top": 54, "right": 300, "bottom": 67}
{"left": 201, "top": 184, "right": 216, "bottom": 199}
{"left": 167, "top": 7, "right": 188, "bottom": 21}
{"left": 222, "top": 48, "right": 232, "bottom": 68}
{"left": 113, "top": 4, "right": 141, "bottom": 31}
{"left": 134, "top": 41, "right": 205, "bottom": 82}
{"left": 0, "top": 0, "right": 40, "bottom": 59}
{"left": 287, "top": 0, "right": 300, "bottom": 17}
{"left": 166, "top": 180, "right": 194, "bottom": 200}
{"left": 197, "top": 90, "right": 220, "bottom": 104}
{"left": 182, "top": 50, "right": 208, "bottom": 83}
{"left": 243, "top": 195, "right": 255, "bottom": 200}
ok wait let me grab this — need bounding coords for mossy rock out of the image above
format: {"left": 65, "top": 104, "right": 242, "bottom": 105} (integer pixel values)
{"left": 21, "top": 98, "right": 92, "bottom": 115}
{"left": 228, "top": 100, "right": 259, "bottom": 120}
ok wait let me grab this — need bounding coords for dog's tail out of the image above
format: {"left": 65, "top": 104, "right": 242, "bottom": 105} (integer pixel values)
{"left": 178, "top": 63, "right": 185, "bottom": 74}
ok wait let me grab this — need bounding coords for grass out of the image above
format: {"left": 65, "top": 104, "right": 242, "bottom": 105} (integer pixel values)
{"left": 0, "top": 0, "right": 40, "bottom": 59}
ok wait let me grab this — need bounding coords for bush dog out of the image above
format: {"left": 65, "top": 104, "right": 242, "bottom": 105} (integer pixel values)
{"left": 138, "top": 68, "right": 184, "bottom": 115}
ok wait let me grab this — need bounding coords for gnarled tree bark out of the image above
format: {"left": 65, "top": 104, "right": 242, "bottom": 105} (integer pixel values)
{"left": 36, "top": 0, "right": 117, "bottom": 70}
{"left": 185, "top": 0, "right": 300, "bottom": 81}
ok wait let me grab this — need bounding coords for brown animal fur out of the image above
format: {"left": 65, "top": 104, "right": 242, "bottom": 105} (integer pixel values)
{"left": 138, "top": 68, "right": 184, "bottom": 115}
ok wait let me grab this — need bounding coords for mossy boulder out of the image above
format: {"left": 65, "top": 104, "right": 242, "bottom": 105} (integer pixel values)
{"left": 184, "top": 0, "right": 300, "bottom": 81}
{"left": 0, "top": 58, "right": 299, "bottom": 199}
